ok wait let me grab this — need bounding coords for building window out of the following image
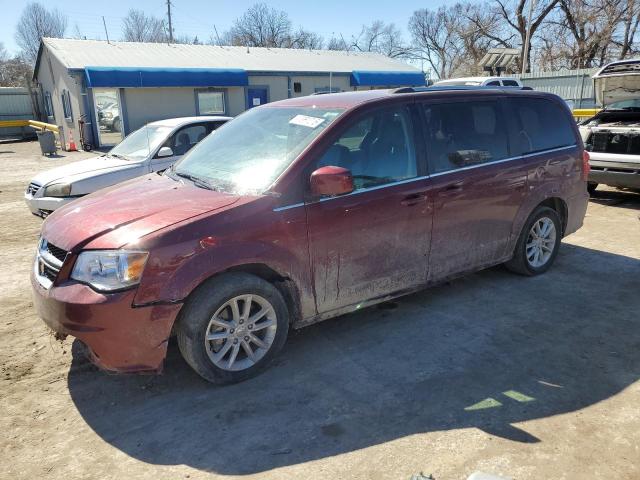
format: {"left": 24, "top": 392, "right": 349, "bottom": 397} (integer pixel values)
{"left": 196, "top": 90, "right": 225, "bottom": 115}
{"left": 61, "top": 90, "right": 73, "bottom": 121}
{"left": 293, "top": 82, "right": 302, "bottom": 93}
{"left": 44, "top": 92, "right": 54, "bottom": 118}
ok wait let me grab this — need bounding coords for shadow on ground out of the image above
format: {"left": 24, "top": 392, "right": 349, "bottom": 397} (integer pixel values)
{"left": 590, "top": 188, "right": 640, "bottom": 210}
{"left": 67, "top": 244, "right": 640, "bottom": 475}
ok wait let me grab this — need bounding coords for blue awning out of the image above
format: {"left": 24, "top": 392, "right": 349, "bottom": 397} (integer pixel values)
{"left": 84, "top": 67, "right": 249, "bottom": 88}
{"left": 350, "top": 70, "right": 425, "bottom": 87}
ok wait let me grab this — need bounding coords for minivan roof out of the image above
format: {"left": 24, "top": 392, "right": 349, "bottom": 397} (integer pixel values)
{"left": 266, "top": 87, "right": 548, "bottom": 110}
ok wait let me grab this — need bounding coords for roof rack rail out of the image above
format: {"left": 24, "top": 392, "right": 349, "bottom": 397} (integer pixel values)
{"left": 392, "top": 85, "right": 533, "bottom": 94}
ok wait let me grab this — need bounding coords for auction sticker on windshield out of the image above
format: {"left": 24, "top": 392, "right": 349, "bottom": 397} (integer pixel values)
{"left": 289, "top": 115, "right": 325, "bottom": 128}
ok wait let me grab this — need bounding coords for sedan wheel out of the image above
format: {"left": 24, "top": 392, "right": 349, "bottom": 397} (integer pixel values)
{"left": 525, "top": 217, "right": 556, "bottom": 268}
{"left": 205, "top": 294, "right": 278, "bottom": 372}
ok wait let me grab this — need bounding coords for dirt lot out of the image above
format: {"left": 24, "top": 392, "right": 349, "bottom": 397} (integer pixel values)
{"left": 1, "top": 140, "right": 639, "bottom": 480}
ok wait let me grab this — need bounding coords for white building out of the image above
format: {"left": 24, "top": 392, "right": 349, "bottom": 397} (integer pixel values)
{"left": 34, "top": 38, "right": 425, "bottom": 149}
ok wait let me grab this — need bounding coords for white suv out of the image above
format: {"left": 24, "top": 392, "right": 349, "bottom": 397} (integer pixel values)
{"left": 579, "top": 59, "right": 640, "bottom": 194}
{"left": 25, "top": 116, "right": 230, "bottom": 218}
{"left": 434, "top": 76, "right": 523, "bottom": 87}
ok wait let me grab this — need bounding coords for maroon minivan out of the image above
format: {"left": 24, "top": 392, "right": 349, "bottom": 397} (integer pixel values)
{"left": 32, "top": 88, "right": 590, "bottom": 384}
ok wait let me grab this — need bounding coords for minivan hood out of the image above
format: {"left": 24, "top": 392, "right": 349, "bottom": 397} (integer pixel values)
{"left": 31, "top": 155, "right": 137, "bottom": 187}
{"left": 593, "top": 60, "right": 640, "bottom": 105}
{"left": 41, "top": 174, "right": 240, "bottom": 251}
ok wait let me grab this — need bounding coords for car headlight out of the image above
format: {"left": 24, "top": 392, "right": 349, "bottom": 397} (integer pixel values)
{"left": 71, "top": 250, "right": 149, "bottom": 291}
{"left": 104, "top": 112, "right": 113, "bottom": 118}
{"left": 43, "top": 182, "right": 71, "bottom": 197}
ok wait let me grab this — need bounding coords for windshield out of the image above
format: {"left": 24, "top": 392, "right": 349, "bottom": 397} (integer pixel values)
{"left": 109, "top": 125, "right": 173, "bottom": 161}
{"left": 173, "top": 106, "right": 344, "bottom": 194}
{"left": 606, "top": 99, "right": 640, "bottom": 110}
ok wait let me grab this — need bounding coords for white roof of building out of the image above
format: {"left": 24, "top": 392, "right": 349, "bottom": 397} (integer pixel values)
{"left": 41, "top": 38, "right": 419, "bottom": 74}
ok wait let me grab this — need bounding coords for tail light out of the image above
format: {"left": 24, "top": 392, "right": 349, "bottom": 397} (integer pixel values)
{"left": 582, "top": 150, "right": 591, "bottom": 181}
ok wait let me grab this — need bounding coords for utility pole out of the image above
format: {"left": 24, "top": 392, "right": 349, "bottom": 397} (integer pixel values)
{"left": 521, "top": 0, "right": 536, "bottom": 73}
{"left": 166, "top": 0, "right": 174, "bottom": 43}
{"left": 102, "top": 16, "right": 110, "bottom": 44}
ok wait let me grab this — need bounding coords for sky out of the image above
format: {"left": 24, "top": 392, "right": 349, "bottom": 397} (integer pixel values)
{"left": 0, "top": 0, "right": 456, "bottom": 56}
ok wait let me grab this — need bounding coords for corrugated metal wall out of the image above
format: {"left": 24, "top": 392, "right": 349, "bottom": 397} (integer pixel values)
{"left": 0, "top": 87, "right": 35, "bottom": 138}
{"left": 516, "top": 68, "right": 599, "bottom": 108}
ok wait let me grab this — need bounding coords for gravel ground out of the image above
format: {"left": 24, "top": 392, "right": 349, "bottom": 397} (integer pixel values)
{"left": 1, "top": 140, "right": 639, "bottom": 480}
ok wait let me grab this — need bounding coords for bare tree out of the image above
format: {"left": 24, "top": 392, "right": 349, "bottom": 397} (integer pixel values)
{"left": 223, "top": 3, "right": 324, "bottom": 49}
{"left": 493, "top": 0, "right": 561, "bottom": 72}
{"left": 14, "top": 2, "right": 67, "bottom": 64}
{"left": 616, "top": 0, "right": 640, "bottom": 58}
{"left": 409, "top": 6, "right": 465, "bottom": 79}
{"left": 225, "top": 3, "right": 292, "bottom": 47}
{"left": 326, "top": 36, "right": 349, "bottom": 51}
{"left": 350, "top": 21, "right": 412, "bottom": 58}
{"left": 457, "top": 3, "right": 517, "bottom": 74}
{"left": 0, "top": 43, "right": 8, "bottom": 63}
{"left": 286, "top": 28, "right": 324, "bottom": 49}
{"left": 0, "top": 43, "right": 33, "bottom": 87}
{"left": 122, "top": 9, "right": 167, "bottom": 43}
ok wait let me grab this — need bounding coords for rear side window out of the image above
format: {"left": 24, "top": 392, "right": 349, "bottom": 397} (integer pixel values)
{"left": 316, "top": 106, "right": 417, "bottom": 190}
{"left": 502, "top": 80, "right": 520, "bottom": 87}
{"left": 486, "top": 81, "right": 500, "bottom": 86}
{"left": 421, "top": 100, "right": 509, "bottom": 174}
{"left": 510, "top": 98, "right": 575, "bottom": 154}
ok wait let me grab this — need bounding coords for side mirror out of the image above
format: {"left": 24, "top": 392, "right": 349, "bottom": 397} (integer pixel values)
{"left": 310, "top": 166, "right": 354, "bottom": 197}
{"left": 157, "top": 146, "right": 173, "bottom": 158}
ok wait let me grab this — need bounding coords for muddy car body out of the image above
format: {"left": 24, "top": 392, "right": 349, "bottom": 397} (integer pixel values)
{"left": 32, "top": 88, "right": 589, "bottom": 383}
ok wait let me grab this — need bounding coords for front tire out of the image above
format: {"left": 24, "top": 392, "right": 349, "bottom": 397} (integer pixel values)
{"left": 176, "top": 273, "right": 289, "bottom": 384}
{"left": 505, "top": 206, "right": 562, "bottom": 276}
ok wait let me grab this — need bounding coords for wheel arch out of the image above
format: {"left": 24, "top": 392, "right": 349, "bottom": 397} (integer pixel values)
{"left": 174, "top": 262, "right": 302, "bottom": 332}
{"left": 537, "top": 197, "right": 568, "bottom": 236}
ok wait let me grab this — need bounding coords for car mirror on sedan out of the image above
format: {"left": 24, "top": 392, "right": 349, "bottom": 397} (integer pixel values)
{"left": 310, "top": 165, "right": 354, "bottom": 197}
{"left": 156, "top": 146, "right": 174, "bottom": 158}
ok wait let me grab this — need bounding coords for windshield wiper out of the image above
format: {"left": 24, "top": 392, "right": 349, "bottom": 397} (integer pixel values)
{"left": 109, "top": 153, "right": 129, "bottom": 160}
{"left": 174, "top": 171, "right": 216, "bottom": 190}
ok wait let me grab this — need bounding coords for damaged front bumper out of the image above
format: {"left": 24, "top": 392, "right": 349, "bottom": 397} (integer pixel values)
{"left": 31, "top": 271, "right": 182, "bottom": 373}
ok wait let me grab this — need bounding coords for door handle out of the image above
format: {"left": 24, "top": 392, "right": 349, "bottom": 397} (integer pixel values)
{"left": 400, "top": 193, "right": 428, "bottom": 206}
{"left": 438, "top": 181, "right": 465, "bottom": 197}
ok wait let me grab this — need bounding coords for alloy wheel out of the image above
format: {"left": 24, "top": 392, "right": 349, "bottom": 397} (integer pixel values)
{"left": 525, "top": 217, "right": 557, "bottom": 268}
{"left": 204, "top": 294, "right": 277, "bottom": 371}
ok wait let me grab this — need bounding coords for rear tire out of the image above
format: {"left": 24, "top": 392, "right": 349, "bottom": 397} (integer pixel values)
{"left": 176, "top": 272, "right": 289, "bottom": 384}
{"left": 587, "top": 182, "right": 598, "bottom": 196}
{"left": 505, "top": 206, "right": 562, "bottom": 276}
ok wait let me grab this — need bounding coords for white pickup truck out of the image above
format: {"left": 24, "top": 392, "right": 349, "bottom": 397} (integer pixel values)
{"left": 25, "top": 116, "right": 230, "bottom": 218}
{"left": 580, "top": 59, "right": 640, "bottom": 194}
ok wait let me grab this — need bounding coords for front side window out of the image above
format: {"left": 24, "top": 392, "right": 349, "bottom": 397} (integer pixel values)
{"left": 502, "top": 80, "right": 520, "bottom": 87}
{"left": 510, "top": 97, "right": 576, "bottom": 154}
{"left": 422, "top": 100, "right": 509, "bottom": 174}
{"left": 174, "top": 106, "right": 344, "bottom": 194}
{"left": 197, "top": 90, "right": 225, "bottom": 115}
{"left": 316, "top": 106, "right": 417, "bottom": 190}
